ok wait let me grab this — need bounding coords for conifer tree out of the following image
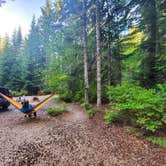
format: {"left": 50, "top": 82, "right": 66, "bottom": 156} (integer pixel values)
{"left": 25, "top": 16, "right": 43, "bottom": 94}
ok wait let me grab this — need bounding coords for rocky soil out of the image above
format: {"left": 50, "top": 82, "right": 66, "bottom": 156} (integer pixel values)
{"left": 0, "top": 95, "right": 165, "bottom": 166}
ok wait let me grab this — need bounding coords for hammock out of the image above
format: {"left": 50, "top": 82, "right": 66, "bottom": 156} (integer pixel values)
{"left": 0, "top": 92, "right": 55, "bottom": 115}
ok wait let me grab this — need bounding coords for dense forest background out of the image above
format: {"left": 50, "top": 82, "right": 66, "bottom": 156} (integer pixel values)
{"left": 0, "top": 0, "right": 165, "bottom": 101}
{"left": 0, "top": 0, "right": 166, "bottom": 132}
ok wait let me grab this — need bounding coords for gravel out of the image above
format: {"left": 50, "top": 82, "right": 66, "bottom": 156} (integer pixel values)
{"left": 0, "top": 95, "right": 165, "bottom": 166}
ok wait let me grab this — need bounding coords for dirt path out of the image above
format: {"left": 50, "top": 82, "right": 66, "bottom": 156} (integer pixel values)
{"left": 0, "top": 96, "right": 165, "bottom": 166}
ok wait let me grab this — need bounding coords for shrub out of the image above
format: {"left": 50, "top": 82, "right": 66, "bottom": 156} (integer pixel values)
{"left": 47, "top": 106, "right": 65, "bottom": 116}
{"left": 39, "top": 88, "right": 52, "bottom": 95}
{"left": 73, "top": 90, "right": 84, "bottom": 102}
{"left": 156, "top": 83, "right": 166, "bottom": 108}
{"left": 85, "top": 109, "right": 95, "bottom": 118}
{"left": 156, "top": 83, "right": 166, "bottom": 127}
{"left": 59, "top": 90, "right": 73, "bottom": 102}
{"left": 81, "top": 101, "right": 92, "bottom": 110}
{"left": 147, "top": 136, "right": 166, "bottom": 147}
{"left": 81, "top": 101, "right": 95, "bottom": 118}
{"left": 11, "top": 89, "right": 28, "bottom": 97}
{"left": 107, "top": 83, "right": 165, "bottom": 132}
{"left": 104, "top": 109, "right": 120, "bottom": 125}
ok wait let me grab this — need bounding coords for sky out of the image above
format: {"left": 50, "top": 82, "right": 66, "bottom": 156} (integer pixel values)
{"left": 0, "top": 0, "right": 46, "bottom": 37}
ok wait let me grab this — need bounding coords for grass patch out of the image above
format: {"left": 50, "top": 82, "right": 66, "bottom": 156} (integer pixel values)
{"left": 85, "top": 109, "right": 95, "bottom": 118}
{"left": 47, "top": 105, "right": 65, "bottom": 116}
{"left": 147, "top": 136, "right": 166, "bottom": 147}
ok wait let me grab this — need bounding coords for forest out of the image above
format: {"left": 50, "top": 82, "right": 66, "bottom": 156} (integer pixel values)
{"left": 0, "top": 0, "right": 166, "bottom": 134}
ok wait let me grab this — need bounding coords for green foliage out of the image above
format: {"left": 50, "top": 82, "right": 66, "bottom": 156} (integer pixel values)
{"left": 24, "top": 16, "right": 43, "bottom": 94}
{"left": 48, "top": 73, "right": 69, "bottom": 94}
{"left": 85, "top": 109, "right": 95, "bottom": 119}
{"left": 0, "top": 29, "right": 25, "bottom": 91}
{"left": 156, "top": 83, "right": 166, "bottom": 106}
{"left": 81, "top": 100, "right": 95, "bottom": 118}
{"left": 156, "top": 83, "right": 166, "bottom": 124}
{"left": 147, "top": 136, "right": 166, "bottom": 147}
{"left": 81, "top": 101, "right": 92, "bottom": 110}
{"left": 72, "top": 90, "right": 84, "bottom": 102}
{"left": 39, "top": 88, "right": 52, "bottom": 95}
{"left": 89, "top": 85, "right": 97, "bottom": 103}
{"left": 11, "top": 89, "right": 28, "bottom": 97}
{"left": 47, "top": 106, "right": 65, "bottom": 116}
{"left": 59, "top": 90, "right": 73, "bottom": 103}
{"left": 107, "top": 83, "right": 166, "bottom": 132}
{"left": 122, "top": 27, "right": 143, "bottom": 83}
{"left": 0, "top": 0, "right": 165, "bottom": 120}
{"left": 104, "top": 109, "right": 120, "bottom": 125}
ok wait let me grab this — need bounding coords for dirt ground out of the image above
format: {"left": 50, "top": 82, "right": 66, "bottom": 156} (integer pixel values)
{"left": 0, "top": 95, "right": 165, "bottom": 166}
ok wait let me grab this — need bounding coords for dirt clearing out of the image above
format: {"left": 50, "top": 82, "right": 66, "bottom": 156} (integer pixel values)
{"left": 0, "top": 96, "right": 165, "bottom": 166}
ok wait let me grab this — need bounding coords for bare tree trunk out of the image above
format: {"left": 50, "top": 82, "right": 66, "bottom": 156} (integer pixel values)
{"left": 83, "top": 0, "right": 89, "bottom": 102}
{"left": 96, "top": 0, "right": 101, "bottom": 106}
{"left": 106, "top": 0, "right": 111, "bottom": 86}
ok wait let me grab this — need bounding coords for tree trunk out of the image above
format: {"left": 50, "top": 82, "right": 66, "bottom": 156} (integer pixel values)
{"left": 96, "top": 0, "right": 102, "bottom": 106}
{"left": 83, "top": 0, "right": 90, "bottom": 102}
{"left": 142, "top": 0, "right": 157, "bottom": 88}
{"left": 107, "top": 34, "right": 111, "bottom": 86}
{"left": 106, "top": 0, "right": 111, "bottom": 86}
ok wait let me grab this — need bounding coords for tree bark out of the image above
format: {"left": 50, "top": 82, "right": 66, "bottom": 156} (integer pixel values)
{"left": 96, "top": 0, "right": 102, "bottom": 106}
{"left": 106, "top": 0, "right": 112, "bottom": 86}
{"left": 83, "top": 0, "right": 90, "bottom": 102}
{"left": 107, "top": 34, "right": 111, "bottom": 86}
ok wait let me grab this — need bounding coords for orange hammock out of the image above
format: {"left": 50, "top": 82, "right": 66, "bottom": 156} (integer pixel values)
{"left": 0, "top": 92, "right": 55, "bottom": 115}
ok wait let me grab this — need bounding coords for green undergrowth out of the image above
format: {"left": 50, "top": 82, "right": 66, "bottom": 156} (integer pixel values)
{"left": 81, "top": 101, "right": 92, "bottom": 110}
{"left": 11, "top": 89, "right": 28, "bottom": 97}
{"left": 147, "top": 136, "right": 166, "bottom": 147}
{"left": 81, "top": 101, "right": 95, "bottom": 118}
{"left": 126, "top": 127, "right": 166, "bottom": 147}
{"left": 47, "top": 105, "right": 66, "bottom": 116}
{"left": 104, "top": 109, "right": 120, "bottom": 125}
{"left": 105, "top": 83, "right": 166, "bottom": 132}
{"left": 85, "top": 109, "right": 95, "bottom": 119}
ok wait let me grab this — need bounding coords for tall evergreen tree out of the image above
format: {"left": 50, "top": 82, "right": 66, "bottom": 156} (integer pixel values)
{"left": 139, "top": 0, "right": 157, "bottom": 88}
{"left": 0, "top": 28, "right": 24, "bottom": 90}
{"left": 96, "top": 0, "right": 102, "bottom": 106}
{"left": 25, "top": 16, "right": 43, "bottom": 94}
